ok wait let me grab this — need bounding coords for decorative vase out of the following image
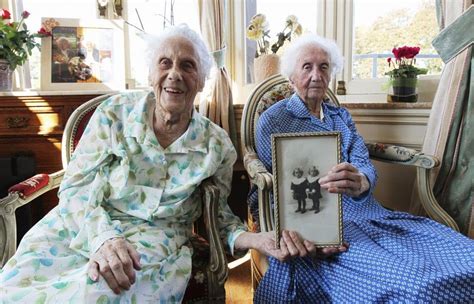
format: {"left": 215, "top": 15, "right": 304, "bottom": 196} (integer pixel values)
{"left": 253, "top": 54, "right": 280, "bottom": 84}
{"left": 392, "top": 76, "right": 417, "bottom": 96}
{"left": 0, "top": 59, "right": 13, "bottom": 92}
{"left": 388, "top": 76, "right": 418, "bottom": 102}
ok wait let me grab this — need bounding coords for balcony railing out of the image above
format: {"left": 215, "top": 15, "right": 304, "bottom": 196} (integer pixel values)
{"left": 353, "top": 53, "right": 440, "bottom": 78}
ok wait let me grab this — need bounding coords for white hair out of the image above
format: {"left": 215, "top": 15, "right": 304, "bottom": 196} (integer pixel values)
{"left": 143, "top": 24, "right": 213, "bottom": 79}
{"left": 281, "top": 33, "right": 344, "bottom": 78}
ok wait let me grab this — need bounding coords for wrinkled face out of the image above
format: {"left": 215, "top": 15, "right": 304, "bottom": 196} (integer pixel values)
{"left": 290, "top": 45, "right": 331, "bottom": 105}
{"left": 150, "top": 36, "right": 204, "bottom": 115}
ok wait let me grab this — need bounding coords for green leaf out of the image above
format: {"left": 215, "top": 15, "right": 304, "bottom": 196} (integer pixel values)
{"left": 96, "top": 295, "right": 110, "bottom": 304}
{"left": 52, "top": 282, "right": 69, "bottom": 289}
{"left": 139, "top": 240, "right": 153, "bottom": 248}
{"left": 86, "top": 276, "right": 97, "bottom": 285}
{"left": 19, "top": 277, "right": 32, "bottom": 287}
{"left": 33, "top": 275, "right": 48, "bottom": 282}
{"left": 34, "top": 292, "right": 47, "bottom": 304}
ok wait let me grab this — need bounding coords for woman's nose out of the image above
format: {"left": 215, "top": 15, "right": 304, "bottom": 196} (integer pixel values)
{"left": 167, "top": 66, "right": 182, "bottom": 81}
{"left": 311, "top": 69, "right": 323, "bottom": 81}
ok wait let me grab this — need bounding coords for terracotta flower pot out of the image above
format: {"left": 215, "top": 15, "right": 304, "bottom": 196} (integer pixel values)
{"left": 0, "top": 59, "right": 13, "bottom": 91}
{"left": 254, "top": 54, "right": 280, "bottom": 84}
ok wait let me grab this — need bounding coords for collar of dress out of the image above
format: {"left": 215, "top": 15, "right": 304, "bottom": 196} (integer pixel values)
{"left": 286, "top": 93, "right": 339, "bottom": 120}
{"left": 124, "top": 91, "right": 208, "bottom": 153}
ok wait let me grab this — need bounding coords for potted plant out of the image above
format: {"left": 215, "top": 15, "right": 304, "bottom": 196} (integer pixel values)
{"left": 246, "top": 14, "right": 302, "bottom": 83}
{"left": 386, "top": 46, "right": 428, "bottom": 100}
{"left": 0, "top": 8, "right": 50, "bottom": 91}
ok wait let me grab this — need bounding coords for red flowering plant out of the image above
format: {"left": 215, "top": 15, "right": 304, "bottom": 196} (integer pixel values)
{"left": 385, "top": 46, "right": 428, "bottom": 79}
{"left": 0, "top": 8, "right": 51, "bottom": 70}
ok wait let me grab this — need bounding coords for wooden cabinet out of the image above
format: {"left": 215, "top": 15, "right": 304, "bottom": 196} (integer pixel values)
{"left": 0, "top": 94, "right": 101, "bottom": 220}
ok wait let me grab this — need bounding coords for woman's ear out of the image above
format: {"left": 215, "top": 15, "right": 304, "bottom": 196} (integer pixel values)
{"left": 288, "top": 76, "right": 295, "bottom": 86}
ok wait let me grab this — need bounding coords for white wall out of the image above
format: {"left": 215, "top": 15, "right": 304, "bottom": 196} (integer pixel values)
{"left": 349, "top": 106, "right": 430, "bottom": 212}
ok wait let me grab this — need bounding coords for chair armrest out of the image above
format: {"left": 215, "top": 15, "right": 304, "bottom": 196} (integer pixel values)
{"left": 0, "top": 170, "right": 64, "bottom": 267}
{"left": 243, "top": 152, "right": 272, "bottom": 186}
{"left": 366, "top": 143, "right": 459, "bottom": 231}
{"left": 243, "top": 152, "right": 274, "bottom": 232}
{"left": 200, "top": 178, "right": 228, "bottom": 288}
{"left": 366, "top": 142, "right": 438, "bottom": 169}
{"left": 416, "top": 167, "right": 460, "bottom": 231}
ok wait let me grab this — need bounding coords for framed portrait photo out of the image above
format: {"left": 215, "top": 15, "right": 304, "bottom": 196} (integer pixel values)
{"left": 40, "top": 18, "right": 125, "bottom": 91}
{"left": 272, "top": 132, "right": 343, "bottom": 248}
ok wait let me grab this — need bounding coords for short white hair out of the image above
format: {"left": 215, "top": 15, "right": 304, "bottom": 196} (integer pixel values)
{"left": 143, "top": 24, "right": 213, "bottom": 79}
{"left": 281, "top": 34, "right": 343, "bottom": 78}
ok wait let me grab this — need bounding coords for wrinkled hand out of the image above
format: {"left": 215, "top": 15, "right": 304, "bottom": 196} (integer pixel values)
{"left": 88, "top": 237, "right": 141, "bottom": 294}
{"left": 255, "top": 230, "right": 348, "bottom": 262}
{"left": 319, "top": 162, "right": 369, "bottom": 197}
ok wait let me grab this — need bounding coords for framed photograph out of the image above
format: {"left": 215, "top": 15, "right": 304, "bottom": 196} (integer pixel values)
{"left": 41, "top": 18, "right": 125, "bottom": 91}
{"left": 272, "top": 132, "right": 343, "bottom": 247}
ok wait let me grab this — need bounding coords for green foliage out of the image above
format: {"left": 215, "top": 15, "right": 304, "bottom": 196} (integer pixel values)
{"left": 385, "top": 64, "right": 428, "bottom": 78}
{"left": 354, "top": 1, "right": 442, "bottom": 79}
{"left": 0, "top": 9, "right": 48, "bottom": 70}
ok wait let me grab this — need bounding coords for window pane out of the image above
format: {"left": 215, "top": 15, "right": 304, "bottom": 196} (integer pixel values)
{"left": 352, "top": 0, "right": 443, "bottom": 80}
{"left": 126, "top": 0, "right": 199, "bottom": 88}
{"left": 245, "top": 0, "right": 317, "bottom": 83}
{"left": 21, "top": 0, "right": 97, "bottom": 89}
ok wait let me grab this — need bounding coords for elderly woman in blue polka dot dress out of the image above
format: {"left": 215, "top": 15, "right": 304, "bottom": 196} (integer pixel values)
{"left": 251, "top": 33, "right": 474, "bottom": 303}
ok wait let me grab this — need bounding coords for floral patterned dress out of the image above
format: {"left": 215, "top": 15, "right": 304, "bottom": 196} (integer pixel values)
{"left": 0, "top": 91, "right": 246, "bottom": 303}
{"left": 250, "top": 93, "right": 474, "bottom": 303}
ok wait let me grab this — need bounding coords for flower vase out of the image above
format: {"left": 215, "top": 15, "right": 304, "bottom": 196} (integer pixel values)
{"left": 0, "top": 59, "right": 13, "bottom": 91}
{"left": 254, "top": 54, "right": 280, "bottom": 84}
{"left": 389, "top": 76, "right": 418, "bottom": 102}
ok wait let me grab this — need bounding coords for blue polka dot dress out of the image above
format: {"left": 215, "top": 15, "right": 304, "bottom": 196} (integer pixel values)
{"left": 250, "top": 94, "right": 474, "bottom": 303}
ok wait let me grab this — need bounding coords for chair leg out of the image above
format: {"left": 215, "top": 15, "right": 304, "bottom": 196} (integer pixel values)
{"left": 250, "top": 255, "right": 262, "bottom": 294}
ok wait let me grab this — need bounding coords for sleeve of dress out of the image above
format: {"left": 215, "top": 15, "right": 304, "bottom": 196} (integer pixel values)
{"left": 212, "top": 135, "right": 248, "bottom": 258}
{"left": 340, "top": 107, "right": 378, "bottom": 201}
{"left": 57, "top": 102, "right": 124, "bottom": 257}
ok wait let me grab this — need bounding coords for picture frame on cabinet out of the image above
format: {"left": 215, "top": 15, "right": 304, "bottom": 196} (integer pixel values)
{"left": 271, "top": 131, "right": 343, "bottom": 248}
{"left": 40, "top": 18, "right": 125, "bottom": 91}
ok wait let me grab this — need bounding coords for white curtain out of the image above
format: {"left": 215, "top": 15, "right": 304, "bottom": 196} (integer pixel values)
{"left": 198, "top": 0, "right": 239, "bottom": 152}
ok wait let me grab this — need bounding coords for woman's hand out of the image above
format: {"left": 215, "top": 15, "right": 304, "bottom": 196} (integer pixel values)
{"left": 255, "top": 230, "right": 315, "bottom": 262}
{"left": 319, "top": 162, "right": 370, "bottom": 197}
{"left": 87, "top": 237, "right": 141, "bottom": 294}
{"left": 235, "top": 231, "right": 348, "bottom": 262}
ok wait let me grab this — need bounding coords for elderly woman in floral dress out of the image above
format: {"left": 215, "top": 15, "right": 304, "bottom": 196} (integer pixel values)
{"left": 250, "top": 33, "right": 474, "bottom": 303}
{"left": 0, "top": 24, "right": 309, "bottom": 303}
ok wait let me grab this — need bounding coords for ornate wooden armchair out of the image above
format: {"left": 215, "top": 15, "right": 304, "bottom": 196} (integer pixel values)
{"left": 0, "top": 94, "right": 228, "bottom": 303}
{"left": 240, "top": 73, "right": 460, "bottom": 289}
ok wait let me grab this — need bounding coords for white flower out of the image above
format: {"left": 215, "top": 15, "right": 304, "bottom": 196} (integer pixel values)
{"left": 286, "top": 15, "right": 298, "bottom": 28}
{"left": 251, "top": 14, "right": 269, "bottom": 31}
{"left": 246, "top": 13, "right": 302, "bottom": 58}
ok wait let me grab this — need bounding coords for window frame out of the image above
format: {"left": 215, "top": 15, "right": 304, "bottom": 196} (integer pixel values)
{"left": 229, "top": 0, "right": 441, "bottom": 104}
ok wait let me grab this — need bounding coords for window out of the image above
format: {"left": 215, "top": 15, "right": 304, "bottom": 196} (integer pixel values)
{"left": 232, "top": 0, "right": 441, "bottom": 103}
{"left": 352, "top": 0, "right": 442, "bottom": 80}
{"left": 244, "top": 0, "right": 318, "bottom": 84}
{"left": 9, "top": 0, "right": 199, "bottom": 90}
{"left": 345, "top": 0, "right": 441, "bottom": 98}
{"left": 125, "top": 0, "right": 199, "bottom": 88}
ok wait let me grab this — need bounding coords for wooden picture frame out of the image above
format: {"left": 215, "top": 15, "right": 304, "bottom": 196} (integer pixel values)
{"left": 40, "top": 18, "right": 125, "bottom": 91}
{"left": 272, "top": 132, "right": 343, "bottom": 247}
